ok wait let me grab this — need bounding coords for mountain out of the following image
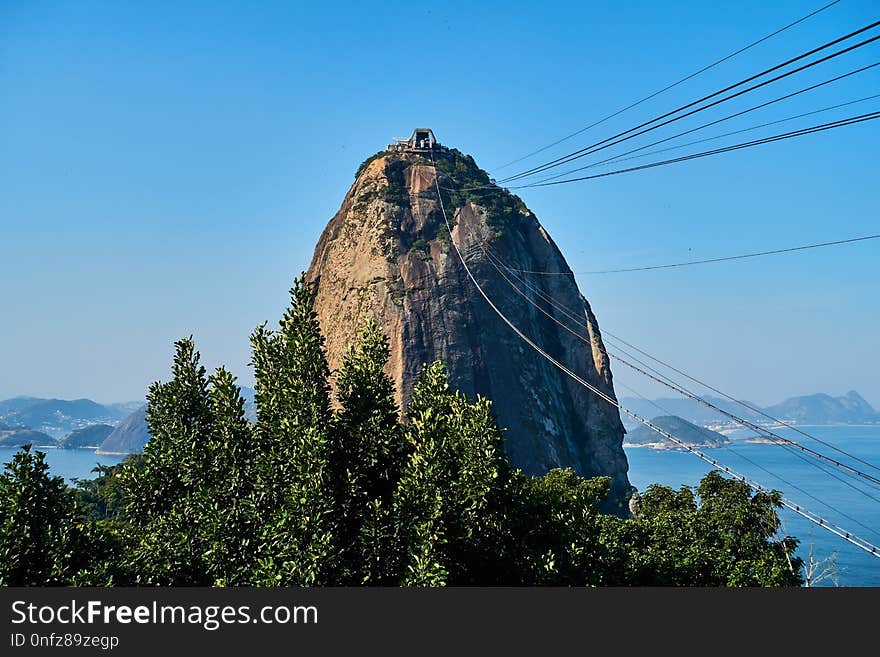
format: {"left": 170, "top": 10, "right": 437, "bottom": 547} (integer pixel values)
{"left": 618, "top": 396, "right": 766, "bottom": 428}
{"left": 764, "top": 390, "right": 880, "bottom": 425}
{"left": 305, "top": 138, "right": 630, "bottom": 505}
{"left": 624, "top": 416, "right": 730, "bottom": 449}
{"left": 98, "top": 407, "right": 149, "bottom": 455}
{"left": 61, "top": 423, "right": 115, "bottom": 449}
{"left": 0, "top": 397, "right": 129, "bottom": 439}
{"left": 620, "top": 390, "right": 880, "bottom": 429}
{"left": 107, "top": 401, "right": 147, "bottom": 416}
{"left": 241, "top": 386, "right": 257, "bottom": 421}
{"left": 0, "top": 428, "right": 56, "bottom": 448}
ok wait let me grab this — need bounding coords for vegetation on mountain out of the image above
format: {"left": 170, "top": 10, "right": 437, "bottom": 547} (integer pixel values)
{"left": 61, "top": 424, "right": 114, "bottom": 449}
{"left": 625, "top": 416, "right": 730, "bottom": 448}
{"left": 355, "top": 150, "right": 387, "bottom": 179}
{"left": 431, "top": 148, "right": 528, "bottom": 238}
{"left": 0, "top": 277, "right": 804, "bottom": 586}
{"left": 0, "top": 429, "right": 55, "bottom": 448}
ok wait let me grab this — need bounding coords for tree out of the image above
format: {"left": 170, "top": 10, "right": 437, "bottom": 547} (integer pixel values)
{"left": 508, "top": 469, "right": 613, "bottom": 585}
{"left": 118, "top": 337, "right": 260, "bottom": 585}
{"left": 249, "top": 277, "right": 336, "bottom": 585}
{"left": 694, "top": 472, "right": 803, "bottom": 586}
{"left": 121, "top": 337, "right": 215, "bottom": 584}
{"left": 800, "top": 536, "right": 840, "bottom": 587}
{"left": 74, "top": 454, "right": 143, "bottom": 522}
{"left": 50, "top": 272, "right": 804, "bottom": 588}
{"left": 200, "top": 367, "right": 260, "bottom": 585}
{"left": 393, "top": 362, "right": 514, "bottom": 585}
{"left": 0, "top": 446, "right": 121, "bottom": 585}
{"left": 598, "top": 472, "right": 804, "bottom": 586}
{"left": 329, "top": 321, "right": 409, "bottom": 584}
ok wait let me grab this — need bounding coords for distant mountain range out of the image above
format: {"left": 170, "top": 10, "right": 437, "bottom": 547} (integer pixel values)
{"left": 0, "top": 388, "right": 873, "bottom": 455}
{"left": 0, "top": 397, "right": 131, "bottom": 439}
{"left": 619, "top": 391, "right": 879, "bottom": 430}
{"left": 0, "top": 388, "right": 256, "bottom": 454}
{"left": 764, "top": 391, "right": 879, "bottom": 425}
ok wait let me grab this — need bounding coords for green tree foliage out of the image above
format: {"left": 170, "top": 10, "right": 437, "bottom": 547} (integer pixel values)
{"left": 120, "top": 342, "right": 258, "bottom": 585}
{"left": 330, "top": 322, "right": 408, "bottom": 584}
{"left": 507, "top": 469, "right": 614, "bottom": 585}
{"left": 73, "top": 455, "right": 142, "bottom": 522}
{"left": 594, "top": 473, "right": 803, "bottom": 586}
{"left": 395, "top": 362, "right": 525, "bottom": 586}
{"left": 201, "top": 367, "right": 260, "bottom": 585}
{"left": 249, "top": 278, "right": 336, "bottom": 585}
{"left": 0, "top": 446, "right": 123, "bottom": 585}
{"left": 0, "top": 274, "right": 805, "bottom": 587}
{"left": 120, "top": 338, "right": 216, "bottom": 584}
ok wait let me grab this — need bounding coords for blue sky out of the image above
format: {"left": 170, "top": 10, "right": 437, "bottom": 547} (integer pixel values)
{"left": 1, "top": 0, "right": 878, "bottom": 406}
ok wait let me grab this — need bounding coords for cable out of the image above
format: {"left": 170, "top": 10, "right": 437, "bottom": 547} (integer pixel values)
{"left": 501, "top": 22, "right": 880, "bottom": 183}
{"left": 610, "top": 351, "right": 880, "bottom": 516}
{"left": 429, "top": 150, "right": 880, "bottom": 558}
{"left": 539, "top": 92, "right": 880, "bottom": 177}
{"left": 527, "top": 63, "right": 880, "bottom": 186}
{"left": 498, "top": 233, "right": 880, "bottom": 276}
{"left": 722, "top": 443, "right": 880, "bottom": 541}
{"left": 487, "top": 243, "right": 880, "bottom": 477}
{"left": 480, "top": 244, "right": 880, "bottom": 487}
{"left": 448, "top": 105, "right": 880, "bottom": 195}
{"left": 499, "top": 21, "right": 880, "bottom": 183}
{"left": 505, "top": 254, "right": 880, "bottom": 478}
{"left": 514, "top": 110, "right": 880, "bottom": 187}
{"left": 615, "top": 379, "right": 880, "bottom": 541}
{"left": 493, "top": 0, "right": 844, "bottom": 171}
{"left": 599, "top": 332, "right": 880, "bottom": 476}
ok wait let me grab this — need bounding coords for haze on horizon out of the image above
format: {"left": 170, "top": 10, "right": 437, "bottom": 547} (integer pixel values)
{"left": 1, "top": 0, "right": 878, "bottom": 408}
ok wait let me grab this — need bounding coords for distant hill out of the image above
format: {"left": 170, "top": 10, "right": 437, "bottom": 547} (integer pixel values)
{"left": 0, "top": 397, "right": 130, "bottom": 439}
{"left": 107, "top": 401, "right": 147, "bottom": 416}
{"left": 620, "top": 391, "right": 879, "bottom": 428}
{"left": 624, "top": 416, "right": 730, "bottom": 449}
{"left": 0, "top": 428, "right": 56, "bottom": 448}
{"left": 618, "top": 396, "right": 765, "bottom": 428}
{"left": 765, "top": 391, "right": 880, "bottom": 425}
{"left": 61, "top": 424, "right": 115, "bottom": 449}
{"left": 243, "top": 387, "right": 256, "bottom": 422}
{"left": 98, "top": 407, "right": 149, "bottom": 455}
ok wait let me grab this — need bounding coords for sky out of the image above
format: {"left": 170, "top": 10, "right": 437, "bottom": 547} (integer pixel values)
{"left": 1, "top": 0, "right": 878, "bottom": 407}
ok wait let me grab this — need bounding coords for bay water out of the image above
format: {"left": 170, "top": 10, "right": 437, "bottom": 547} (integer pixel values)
{"left": 626, "top": 425, "right": 880, "bottom": 586}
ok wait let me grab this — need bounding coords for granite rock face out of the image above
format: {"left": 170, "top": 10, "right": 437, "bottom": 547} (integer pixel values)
{"left": 307, "top": 147, "right": 631, "bottom": 507}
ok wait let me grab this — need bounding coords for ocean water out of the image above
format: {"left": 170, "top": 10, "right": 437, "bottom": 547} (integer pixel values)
{"left": 625, "top": 425, "right": 880, "bottom": 586}
{"left": 0, "top": 447, "right": 124, "bottom": 484}
{"left": 2, "top": 428, "right": 878, "bottom": 586}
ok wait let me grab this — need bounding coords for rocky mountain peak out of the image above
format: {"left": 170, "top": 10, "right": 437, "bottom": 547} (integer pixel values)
{"left": 307, "top": 139, "right": 631, "bottom": 508}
